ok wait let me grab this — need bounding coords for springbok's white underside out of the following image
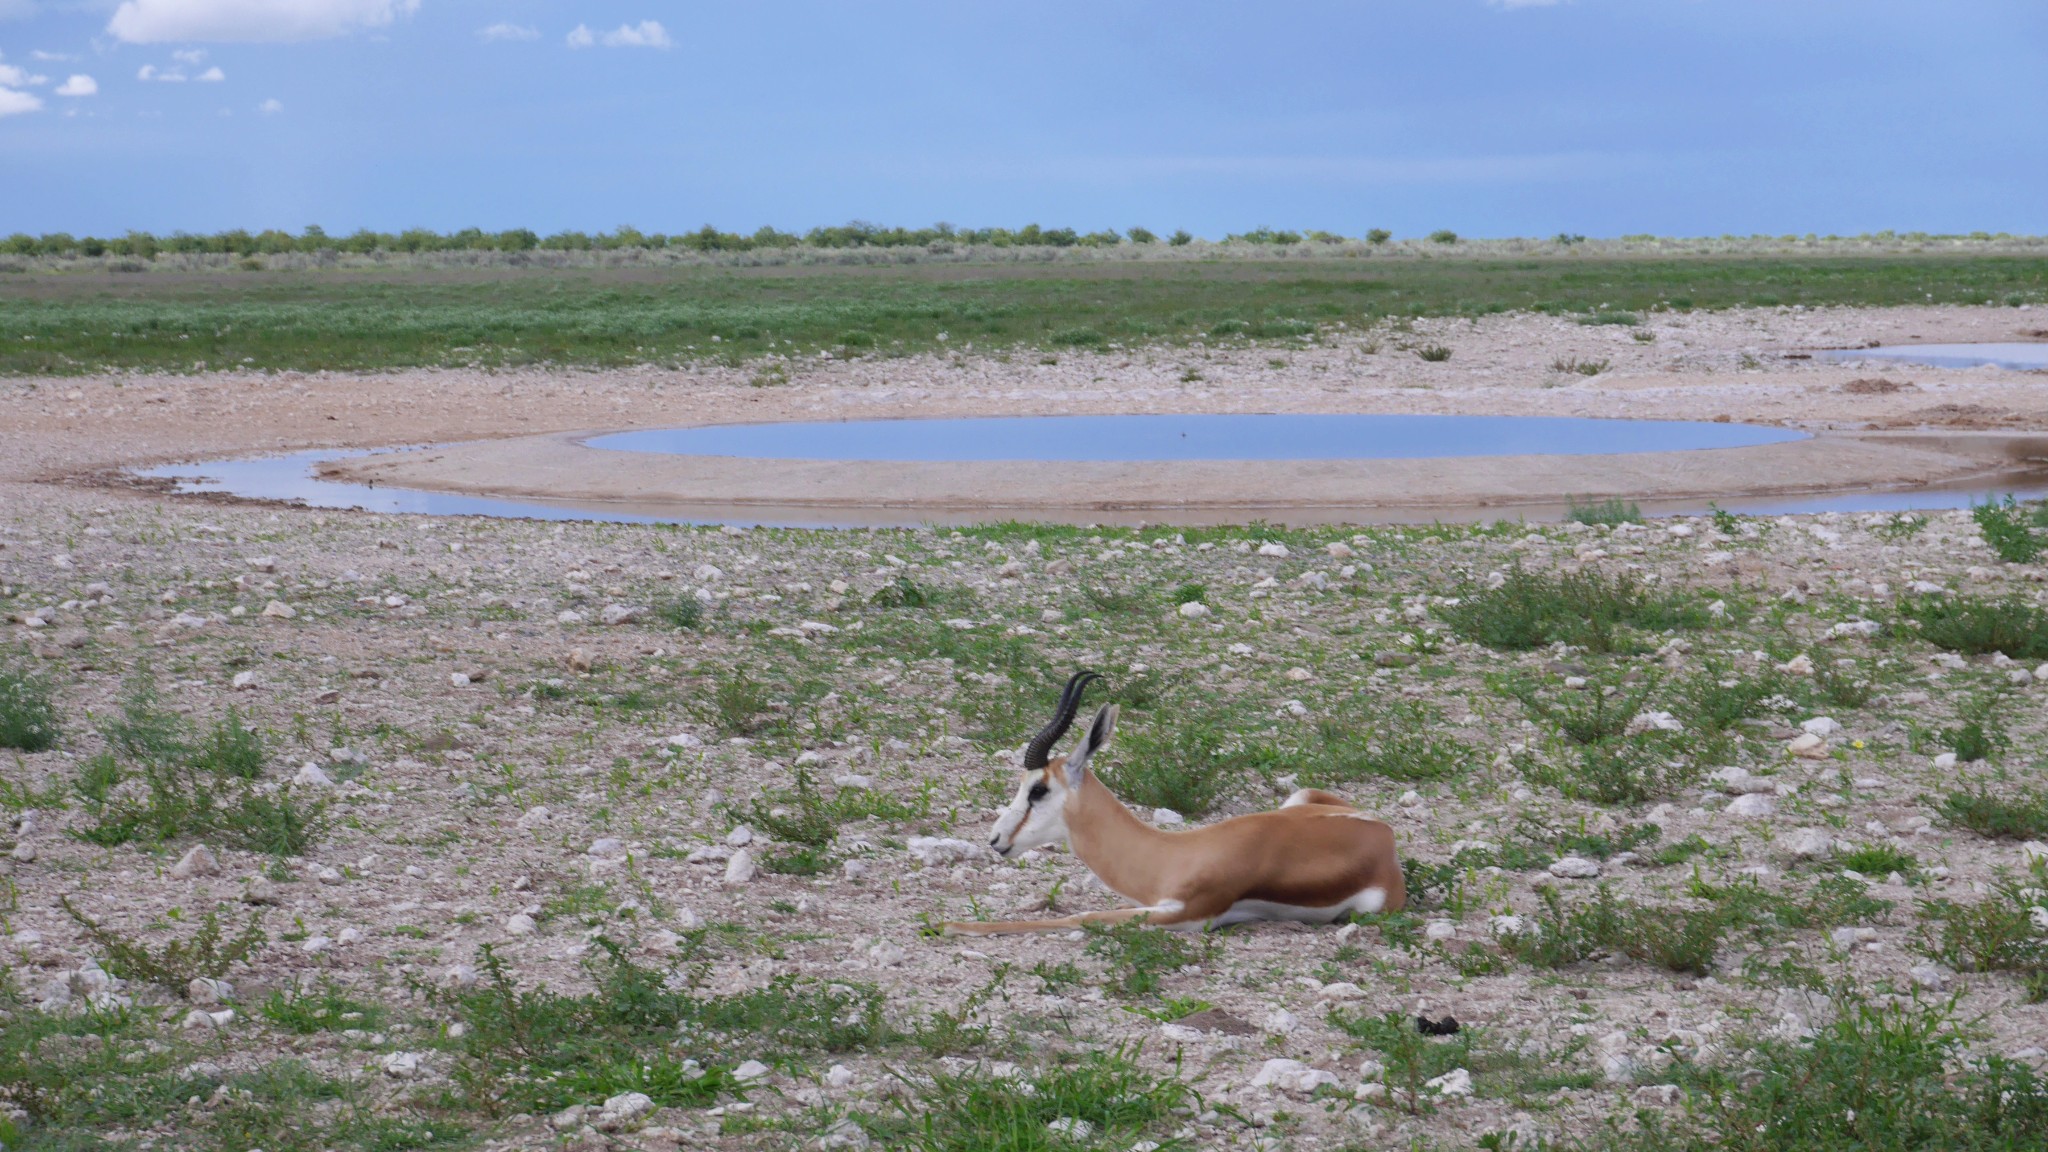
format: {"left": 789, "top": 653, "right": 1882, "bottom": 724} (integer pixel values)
{"left": 1197, "top": 886, "right": 1388, "bottom": 930}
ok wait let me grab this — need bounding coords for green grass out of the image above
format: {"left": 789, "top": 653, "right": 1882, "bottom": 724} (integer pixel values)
{"left": 259, "top": 983, "right": 387, "bottom": 1034}
{"left": 1939, "top": 786, "right": 2048, "bottom": 839}
{"left": 61, "top": 899, "right": 267, "bottom": 993}
{"left": 1443, "top": 565, "right": 1711, "bottom": 653}
{"left": 7, "top": 253, "right": 2046, "bottom": 374}
{"left": 1082, "top": 920, "right": 1214, "bottom": 998}
{"left": 870, "top": 1045, "right": 1200, "bottom": 1152}
{"left": 0, "top": 658, "right": 60, "bottom": 752}
{"left": 1627, "top": 997, "right": 2048, "bottom": 1151}
{"left": 1973, "top": 497, "right": 2046, "bottom": 564}
{"left": 1899, "top": 594, "right": 2048, "bottom": 660}
{"left": 1499, "top": 885, "right": 1729, "bottom": 975}
{"left": 1095, "top": 711, "right": 1239, "bottom": 817}
{"left": 1567, "top": 496, "right": 1644, "bottom": 525}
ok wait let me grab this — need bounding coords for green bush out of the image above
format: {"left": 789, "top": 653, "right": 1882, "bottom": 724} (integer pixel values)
{"left": 1974, "top": 497, "right": 2045, "bottom": 563}
{"left": 1096, "top": 713, "right": 1238, "bottom": 817}
{"left": 1567, "top": 496, "right": 1644, "bottom": 525}
{"left": 61, "top": 899, "right": 266, "bottom": 992}
{"left": 1501, "top": 885, "right": 1728, "bottom": 975}
{"left": 1939, "top": 786, "right": 2048, "bottom": 839}
{"left": 1083, "top": 920, "right": 1214, "bottom": 998}
{"left": 0, "top": 658, "right": 59, "bottom": 752}
{"left": 1899, "top": 594, "right": 2048, "bottom": 660}
{"left": 1445, "top": 565, "right": 1710, "bottom": 653}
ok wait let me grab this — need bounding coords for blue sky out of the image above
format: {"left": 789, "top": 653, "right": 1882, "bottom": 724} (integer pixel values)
{"left": 2, "top": 1, "right": 2044, "bottom": 238}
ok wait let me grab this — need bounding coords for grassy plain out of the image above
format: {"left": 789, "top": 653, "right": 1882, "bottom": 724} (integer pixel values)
{"left": 2, "top": 252, "right": 2045, "bottom": 375}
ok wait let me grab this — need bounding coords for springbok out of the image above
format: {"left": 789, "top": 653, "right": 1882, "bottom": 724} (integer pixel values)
{"left": 942, "top": 672, "right": 1406, "bottom": 936}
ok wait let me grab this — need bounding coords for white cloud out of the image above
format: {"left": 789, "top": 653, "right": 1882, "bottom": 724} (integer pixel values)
{"left": 139, "top": 63, "right": 185, "bottom": 80}
{"left": 601, "top": 20, "right": 669, "bottom": 48}
{"left": 0, "top": 63, "right": 47, "bottom": 86}
{"left": 31, "top": 50, "right": 78, "bottom": 62}
{"left": 477, "top": 22, "right": 536, "bottom": 42}
{"left": 1487, "top": 0, "right": 1566, "bottom": 7}
{"left": 197, "top": 65, "right": 224, "bottom": 80}
{"left": 258, "top": 96, "right": 281, "bottom": 113}
{"left": 108, "top": 0, "right": 421, "bottom": 45}
{"left": 173, "top": 48, "right": 207, "bottom": 63}
{"left": 55, "top": 73, "right": 96, "bottom": 96}
{"left": 569, "top": 20, "right": 669, "bottom": 49}
{"left": 0, "top": 87, "right": 41, "bottom": 117}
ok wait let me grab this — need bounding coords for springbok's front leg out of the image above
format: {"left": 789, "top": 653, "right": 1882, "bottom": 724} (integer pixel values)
{"left": 940, "top": 898, "right": 1216, "bottom": 937}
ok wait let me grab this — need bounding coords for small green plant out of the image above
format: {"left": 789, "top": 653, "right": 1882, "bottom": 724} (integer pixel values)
{"left": 1500, "top": 885, "right": 1727, "bottom": 975}
{"left": 1550, "top": 356, "right": 1610, "bottom": 376}
{"left": 1566, "top": 496, "right": 1644, "bottom": 525}
{"left": 1899, "top": 594, "right": 2048, "bottom": 660}
{"left": 1835, "top": 843, "right": 1918, "bottom": 878}
{"left": 1921, "top": 864, "right": 2048, "bottom": 988}
{"left": 1428, "top": 229, "right": 1459, "bottom": 244}
{"left": 1445, "top": 564, "right": 1708, "bottom": 654}
{"left": 1096, "top": 712, "right": 1237, "bottom": 817}
{"left": 1416, "top": 343, "right": 1453, "bottom": 362}
{"left": 1939, "top": 786, "right": 2048, "bottom": 839}
{"left": 704, "top": 669, "right": 770, "bottom": 735}
{"left": 1170, "top": 582, "right": 1207, "bottom": 605}
{"left": 1083, "top": 919, "right": 1213, "bottom": 998}
{"left": 879, "top": 1045, "right": 1199, "bottom": 1151}
{"left": 652, "top": 595, "right": 704, "bottom": 630}
{"left": 1578, "top": 311, "right": 1641, "bottom": 326}
{"left": 192, "top": 708, "right": 265, "bottom": 779}
{"left": 61, "top": 898, "right": 267, "bottom": 992}
{"left": 260, "top": 982, "right": 386, "bottom": 1033}
{"left": 1500, "top": 673, "right": 1657, "bottom": 746}
{"left": 1365, "top": 228, "right": 1393, "bottom": 244}
{"left": 1974, "top": 496, "right": 2045, "bottom": 563}
{"left": 0, "top": 658, "right": 59, "bottom": 752}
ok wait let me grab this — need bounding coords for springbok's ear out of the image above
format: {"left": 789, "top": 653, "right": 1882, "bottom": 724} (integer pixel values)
{"left": 1067, "top": 704, "right": 1118, "bottom": 776}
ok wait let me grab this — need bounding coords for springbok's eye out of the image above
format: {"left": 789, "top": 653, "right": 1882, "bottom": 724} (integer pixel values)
{"left": 1027, "top": 783, "right": 1049, "bottom": 802}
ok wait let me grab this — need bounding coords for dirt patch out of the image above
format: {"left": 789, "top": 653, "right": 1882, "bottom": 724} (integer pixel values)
{"left": 1839, "top": 377, "right": 1917, "bottom": 394}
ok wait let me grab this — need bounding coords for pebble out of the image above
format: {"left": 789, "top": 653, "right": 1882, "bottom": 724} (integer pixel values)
{"left": 293, "top": 763, "right": 334, "bottom": 787}
{"left": 1260, "top": 1008, "right": 1299, "bottom": 1035}
{"left": 733, "top": 1059, "right": 772, "bottom": 1082}
{"left": 381, "top": 1051, "right": 421, "bottom": 1079}
{"left": 1725, "top": 794, "right": 1777, "bottom": 818}
{"left": 601, "top": 1091, "right": 654, "bottom": 1121}
{"left": 1047, "top": 1117, "right": 1095, "bottom": 1141}
{"left": 724, "top": 849, "right": 757, "bottom": 885}
{"left": 1319, "top": 981, "right": 1367, "bottom": 999}
{"left": 1548, "top": 856, "right": 1602, "bottom": 879}
{"left": 825, "top": 1064, "right": 856, "bottom": 1088}
{"left": 1425, "top": 920, "right": 1458, "bottom": 941}
{"left": 170, "top": 844, "right": 220, "bottom": 879}
{"left": 261, "top": 600, "right": 295, "bottom": 619}
{"left": 230, "top": 670, "right": 259, "bottom": 691}
{"left": 725, "top": 826, "right": 754, "bottom": 847}
{"left": 1257, "top": 542, "right": 1291, "bottom": 558}
{"left": 1151, "top": 808, "right": 1184, "bottom": 826}
{"left": 1427, "top": 1067, "right": 1475, "bottom": 1096}
{"left": 1251, "top": 1058, "right": 1339, "bottom": 1093}
{"left": 1782, "top": 828, "right": 1835, "bottom": 859}
{"left": 1176, "top": 601, "right": 1211, "bottom": 619}
{"left": 506, "top": 913, "right": 537, "bottom": 936}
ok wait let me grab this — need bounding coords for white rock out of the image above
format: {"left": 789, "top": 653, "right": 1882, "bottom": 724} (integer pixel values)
{"left": 381, "top": 1051, "right": 421, "bottom": 1079}
{"left": 1548, "top": 856, "right": 1602, "bottom": 879}
{"left": 589, "top": 836, "right": 626, "bottom": 856}
{"left": 506, "top": 913, "right": 537, "bottom": 936}
{"left": 825, "top": 1064, "right": 856, "bottom": 1088}
{"left": 907, "top": 836, "right": 984, "bottom": 865}
{"left": 1800, "top": 717, "right": 1841, "bottom": 738}
{"left": 1261, "top": 1008, "right": 1299, "bottom": 1035}
{"left": 1782, "top": 828, "right": 1835, "bottom": 859}
{"left": 2021, "top": 841, "right": 2048, "bottom": 865}
{"left": 301, "top": 935, "right": 333, "bottom": 954}
{"left": 725, "top": 826, "right": 754, "bottom": 847}
{"left": 1626, "top": 710, "right": 1684, "bottom": 734}
{"left": 230, "top": 670, "right": 259, "bottom": 691}
{"left": 449, "top": 672, "right": 471, "bottom": 687}
{"left": 1726, "top": 794, "right": 1778, "bottom": 819}
{"left": 1319, "top": 981, "right": 1367, "bottom": 1000}
{"left": 1047, "top": 1117, "right": 1095, "bottom": 1141}
{"left": 1709, "top": 766, "right": 1776, "bottom": 795}
{"left": 600, "top": 604, "right": 640, "bottom": 626}
{"left": 1257, "top": 542, "right": 1291, "bottom": 558}
{"left": 516, "top": 805, "right": 552, "bottom": 828}
{"left": 1776, "top": 654, "right": 1815, "bottom": 676}
{"left": 833, "top": 773, "right": 872, "bottom": 789}
{"left": 1933, "top": 752, "right": 1959, "bottom": 770}
{"left": 1152, "top": 808, "right": 1184, "bottom": 826}
{"left": 842, "top": 858, "right": 869, "bottom": 880}
{"left": 1326, "top": 542, "right": 1355, "bottom": 558}
{"left": 1786, "top": 733, "right": 1829, "bottom": 759}
{"left": 1426, "top": 1068, "right": 1474, "bottom": 1097}
{"left": 733, "top": 1059, "right": 772, "bottom": 1082}
{"left": 1425, "top": 920, "right": 1458, "bottom": 941}
{"left": 187, "top": 977, "right": 233, "bottom": 1005}
{"left": 1909, "top": 963, "right": 1950, "bottom": 991}
{"left": 170, "top": 844, "right": 220, "bottom": 879}
{"left": 602, "top": 1091, "right": 654, "bottom": 1121}
{"left": 1176, "top": 601, "right": 1211, "bottom": 619}
{"left": 1602, "top": 1054, "right": 1639, "bottom": 1084}
{"left": 1284, "top": 666, "right": 1314, "bottom": 681}
{"left": 293, "top": 763, "right": 333, "bottom": 787}
{"left": 868, "top": 942, "right": 907, "bottom": 967}
{"left": 261, "top": 600, "right": 296, "bottom": 619}
{"left": 724, "top": 849, "right": 757, "bottom": 885}
{"left": 1251, "top": 1058, "right": 1339, "bottom": 1094}
{"left": 314, "top": 866, "right": 342, "bottom": 884}
{"left": 442, "top": 965, "right": 479, "bottom": 989}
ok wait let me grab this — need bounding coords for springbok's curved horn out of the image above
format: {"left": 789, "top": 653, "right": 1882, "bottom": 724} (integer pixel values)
{"left": 1023, "top": 671, "right": 1100, "bottom": 769}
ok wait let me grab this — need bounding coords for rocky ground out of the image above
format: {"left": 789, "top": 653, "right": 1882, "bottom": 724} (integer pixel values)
{"left": 3, "top": 306, "right": 2048, "bottom": 1151}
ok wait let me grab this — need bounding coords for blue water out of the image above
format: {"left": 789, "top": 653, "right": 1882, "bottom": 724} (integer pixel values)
{"left": 587, "top": 414, "right": 1807, "bottom": 462}
{"left": 137, "top": 444, "right": 2048, "bottom": 528}
{"left": 1818, "top": 343, "right": 2048, "bottom": 371}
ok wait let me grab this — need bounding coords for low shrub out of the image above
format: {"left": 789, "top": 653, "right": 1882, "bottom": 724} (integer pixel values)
{"left": 1444, "top": 565, "right": 1709, "bottom": 653}
{"left": 0, "top": 658, "right": 60, "bottom": 752}
{"left": 1899, "top": 594, "right": 2048, "bottom": 660}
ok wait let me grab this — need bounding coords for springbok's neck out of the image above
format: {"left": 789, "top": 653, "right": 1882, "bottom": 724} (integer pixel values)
{"left": 1063, "top": 773, "right": 1171, "bottom": 903}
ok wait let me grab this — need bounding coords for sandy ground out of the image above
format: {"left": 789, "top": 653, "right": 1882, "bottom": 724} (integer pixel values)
{"left": 4, "top": 304, "right": 2046, "bottom": 505}
{"left": 3, "top": 303, "right": 2048, "bottom": 1151}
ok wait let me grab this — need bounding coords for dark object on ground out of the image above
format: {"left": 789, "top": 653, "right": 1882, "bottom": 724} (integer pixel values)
{"left": 1416, "top": 1014, "right": 1461, "bottom": 1036}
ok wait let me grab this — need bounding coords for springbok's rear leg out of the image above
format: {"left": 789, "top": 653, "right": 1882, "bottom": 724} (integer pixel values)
{"left": 940, "top": 898, "right": 1220, "bottom": 937}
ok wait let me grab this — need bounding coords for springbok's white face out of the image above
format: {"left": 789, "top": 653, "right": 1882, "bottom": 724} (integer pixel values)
{"left": 988, "top": 763, "right": 1075, "bottom": 857}
{"left": 987, "top": 702, "right": 1117, "bottom": 858}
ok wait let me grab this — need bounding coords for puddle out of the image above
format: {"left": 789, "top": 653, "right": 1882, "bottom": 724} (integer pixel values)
{"left": 136, "top": 442, "right": 2048, "bottom": 529}
{"left": 1818, "top": 343, "right": 2048, "bottom": 371}
{"left": 587, "top": 414, "right": 1805, "bottom": 462}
